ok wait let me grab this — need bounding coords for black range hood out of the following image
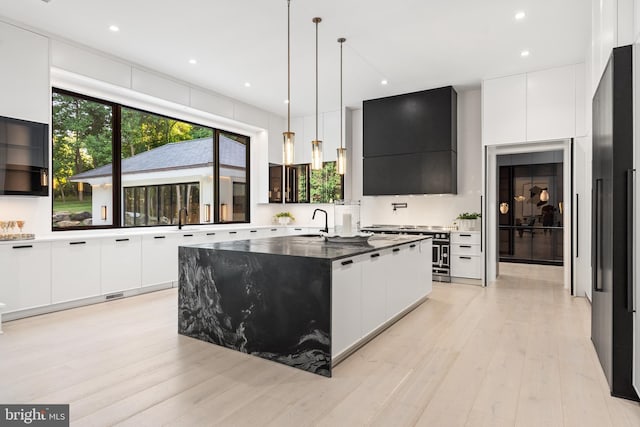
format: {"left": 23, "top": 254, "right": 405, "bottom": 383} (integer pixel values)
{"left": 362, "top": 86, "right": 457, "bottom": 195}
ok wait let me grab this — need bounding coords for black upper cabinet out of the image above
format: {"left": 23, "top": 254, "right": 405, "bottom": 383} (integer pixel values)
{"left": 363, "top": 86, "right": 457, "bottom": 195}
{"left": 0, "top": 116, "right": 49, "bottom": 196}
{"left": 363, "top": 151, "right": 456, "bottom": 196}
{"left": 363, "top": 86, "right": 457, "bottom": 157}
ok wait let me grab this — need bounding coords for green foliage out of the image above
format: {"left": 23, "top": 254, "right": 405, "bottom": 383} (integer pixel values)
{"left": 275, "top": 211, "right": 295, "bottom": 220}
{"left": 310, "top": 162, "right": 342, "bottom": 203}
{"left": 457, "top": 212, "right": 482, "bottom": 219}
{"left": 52, "top": 93, "right": 112, "bottom": 201}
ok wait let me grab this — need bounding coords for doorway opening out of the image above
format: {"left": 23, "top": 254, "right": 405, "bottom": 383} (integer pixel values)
{"left": 498, "top": 151, "right": 564, "bottom": 266}
{"left": 483, "top": 140, "right": 572, "bottom": 292}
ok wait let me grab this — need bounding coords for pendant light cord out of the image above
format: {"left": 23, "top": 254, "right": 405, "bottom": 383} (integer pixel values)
{"left": 339, "top": 39, "right": 343, "bottom": 150}
{"left": 314, "top": 18, "right": 319, "bottom": 141}
{"left": 287, "top": 0, "right": 291, "bottom": 133}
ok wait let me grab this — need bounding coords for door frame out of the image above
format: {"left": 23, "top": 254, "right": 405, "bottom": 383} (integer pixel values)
{"left": 483, "top": 139, "right": 573, "bottom": 292}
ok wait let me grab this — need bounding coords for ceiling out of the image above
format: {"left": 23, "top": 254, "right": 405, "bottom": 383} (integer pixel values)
{"left": 0, "top": 0, "right": 590, "bottom": 118}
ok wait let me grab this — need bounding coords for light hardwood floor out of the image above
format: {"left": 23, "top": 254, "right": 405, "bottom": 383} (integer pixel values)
{"left": 1, "top": 264, "right": 640, "bottom": 426}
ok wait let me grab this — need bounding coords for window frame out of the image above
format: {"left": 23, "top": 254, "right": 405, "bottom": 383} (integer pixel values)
{"left": 51, "top": 88, "right": 251, "bottom": 231}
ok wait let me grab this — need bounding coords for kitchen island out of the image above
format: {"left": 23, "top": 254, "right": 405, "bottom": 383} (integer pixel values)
{"left": 178, "top": 234, "right": 432, "bottom": 377}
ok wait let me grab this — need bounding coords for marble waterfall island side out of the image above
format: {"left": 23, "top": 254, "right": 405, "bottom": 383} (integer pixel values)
{"left": 178, "top": 234, "right": 432, "bottom": 377}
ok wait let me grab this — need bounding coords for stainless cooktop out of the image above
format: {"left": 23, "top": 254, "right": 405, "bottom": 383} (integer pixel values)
{"left": 361, "top": 224, "right": 455, "bottom": 232}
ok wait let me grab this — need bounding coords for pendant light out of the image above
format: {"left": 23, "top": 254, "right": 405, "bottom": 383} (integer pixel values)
{"left": 283, "top": 0, "right": 295, "bottom": 165}
{"left": 540, "top": 188, "right": 549, "bottom": 202}
{"left": 310, "top": 17, "right": 323, "bottom": 170}
{"left": 336, "top": 37, "right": 347, "bottom": 175}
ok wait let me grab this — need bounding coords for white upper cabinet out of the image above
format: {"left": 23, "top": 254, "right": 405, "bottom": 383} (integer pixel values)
{"left": 483, "top": 63, "right": 585, "bottom": 145}
{"left": 268, "top": 114, "right": 286, "bottom": 164}
{"left": 0, "top": 22, "right": 49, "bottom": 123}
{"left": 292, "top": 117, "right": 308, "bottom": 165}
{"left": 482, "top": 74, "right": 527, "bottom": 145}
{"left": 322, "top": 110, "right": 340, "bottom": 162}
{"left": 526, "top": 65, "right": 576, "bottom": 142}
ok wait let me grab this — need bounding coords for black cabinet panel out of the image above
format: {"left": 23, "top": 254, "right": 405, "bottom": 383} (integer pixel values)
{"left": 363, "top": 151, "right": 456, "bottom": 195}
{"left": 0, "top": 116, "right": 48, "bottom": 196}
{"left": 363, "top": 86, "right": 456, "bottom": 157}
{"left": 591, "top": 44, "right": 638, "bottom": 401}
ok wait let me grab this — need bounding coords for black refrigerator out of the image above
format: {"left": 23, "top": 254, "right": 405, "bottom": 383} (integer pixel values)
{"left": 591, "top": 44, "right": 638, "bottom": 401}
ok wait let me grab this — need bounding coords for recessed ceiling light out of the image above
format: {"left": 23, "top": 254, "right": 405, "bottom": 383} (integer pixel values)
{"left": 188, "top": 59, "right": 197, "bottom": 65}
{"left": 515, "top": 11, "right": 526, "bottom": 20}
{"left": 381, "top": 79, "right": 388, "bottom": 85}
{"left": 244, "top": 82, "right": 251, "bottom": 88}
{"left": 109, "top": 25, "right": 119, "bottom": 32}
{"left": 520, "top": 50, "right": 530, "bottom": 57}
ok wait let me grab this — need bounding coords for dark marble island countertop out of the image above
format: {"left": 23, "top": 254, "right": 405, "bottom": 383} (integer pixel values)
{"left": 180, "top": 234, "right": 431, "bottom": 261}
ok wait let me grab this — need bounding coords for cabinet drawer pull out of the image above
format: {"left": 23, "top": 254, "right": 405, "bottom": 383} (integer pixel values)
{"left": 294, "top": 228, "right": 302, "bottom": 231}
{"left": 115, "top": 238, "right": 129, "bottom": 242}
{"left": 392, "top": 248, "right": 400, "bottom": 252}
{"left": 460, "top": 256, "right": 472, "bottom": 260}
{"left": 70, "top": 241, "right": 86, "bottom": 245}
{"left": 206, "top": 232, "right": 216, "bottom": 236}
{"left": 183, "top": 234, "right": 193, "bottom": 237}
{"left": 12, "top": 245, "right": 33, "bottom": 249}
{"left": 341, "top": 259, "right": 354, "bottom": 266}
{"left": 154, "top": 236, "right": 166, "bottom": 239}
{"left": 370, "top": 253, "right": 381, "bottom": 258}
{"left": 410, "top": 244, "right": 416, "bottom": 248}
{"left": 271, "top": 228, "right": 278, "bottom": 231}
{"left": 460, "top": 234, "right": 472, "bottom": 237}
{"left": 229, "top": 231, "right": 237, "bottom": 234}
{"left": 460, "top": 245, "right": 472, "bottom": 248}
{"left": 250, "top": 230, "right": 258, "bottom": 233}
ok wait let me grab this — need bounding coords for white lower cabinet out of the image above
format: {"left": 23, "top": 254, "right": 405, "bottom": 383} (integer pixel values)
{"left": 331, "top": 240, "right": 433, "bottom": 359}
{"left": 331, "top": 255, "right": 363, "bottom": 358}
{"left": 52, "top": 239, "right": 101, "bottom": 303}
{"left": 450, "top": 232, "right": 482, "bottom": 280}
{"left": 362, "top": 248, "right": 393, "bottom": 336}
{"left": 0, "top": 242, "right": 51, "bottom": 312}
{"left": 141, "top": 234, "right": 180, "bottom": 287}
{"left": 419, "top": 240, "right": 434, "bottom": 298}
{"left": 100, "top": 236, "right": 142, "bottom": 294}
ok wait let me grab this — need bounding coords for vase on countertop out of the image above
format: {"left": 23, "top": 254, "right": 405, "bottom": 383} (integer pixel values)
{"left": 458, "top": 218, "right": 479, "bottom": 231}
{"left": 278, "top": 217, "right": 291, "bottom": 225}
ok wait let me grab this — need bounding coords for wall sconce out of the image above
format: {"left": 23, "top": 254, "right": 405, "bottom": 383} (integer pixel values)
{"left": 220, "top": 203, "right": 228, "bottom": 222}
{"left": 101, "top": 205, "right": 108, "bottom": 221}
{"left": 499, "top": 202, "right": 509, "bottom": 214}
{"left": 204, "top": 204, "right": 212, "bottom": 223}
{"left": 540, "top": 189, "right": 549, "bottom": 202}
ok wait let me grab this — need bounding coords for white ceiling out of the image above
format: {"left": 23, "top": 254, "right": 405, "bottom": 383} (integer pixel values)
{"left": 1, "top": 0, "right": 590, "bottom": 117}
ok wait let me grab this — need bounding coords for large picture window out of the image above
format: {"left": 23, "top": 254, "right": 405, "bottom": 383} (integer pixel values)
{"left": 52, "top": 92, "right": 114, "bottom": 229}
{"left": 51, "top": 89, "right": 250, "bottom": 230}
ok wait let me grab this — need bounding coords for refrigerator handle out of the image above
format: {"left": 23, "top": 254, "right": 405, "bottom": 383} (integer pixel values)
{"left": 595, "top": 179, "right": 604, "bottom": 292}
{"left": 575, "top": 194, "right": 579, "bottom": 258}
{"left": 627, "top": 169, "right": 636, "bottom": 312}
{"left": 480, "top": 195, "right": 483, "bottom": 253}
